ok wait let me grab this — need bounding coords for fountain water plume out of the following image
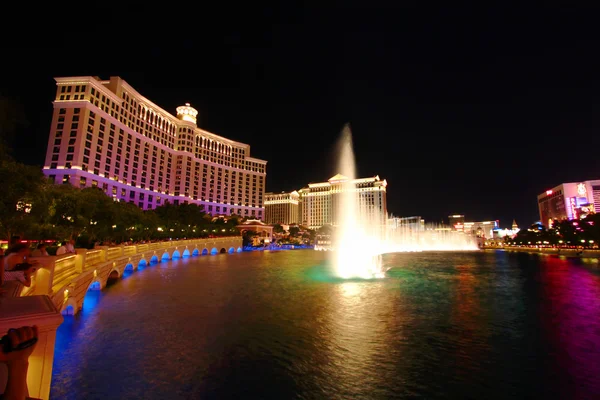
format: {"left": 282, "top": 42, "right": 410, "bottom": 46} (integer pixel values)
{"left": 330, "top": 124, "right": 478, "bottom": 279}
{"left": 332, "top": 124, "right": 388, "bottom": 279}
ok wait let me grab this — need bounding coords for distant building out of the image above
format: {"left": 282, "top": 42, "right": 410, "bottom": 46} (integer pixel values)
{"left": 235, "top": 219, "right": 273, "bottom": 245}
{"left": 538, "top": 180, "right": 600, "bottom": 226}
{"left": 264, "top": 191, "right": 300, "bottom": 225}
{"left": 448, "top": 215, "right": 465, "bottom": 231}
{"left": 494, "top": 219, "right": 520, "bottom": 238}
{"left": 388, "top": 216, "right": 424, "bottom": 231}
{"left": 298, "top": 174, "right": 387, "bottom": 229}
{"left": 463, "top": 220, "right": 499, "bottom": 238}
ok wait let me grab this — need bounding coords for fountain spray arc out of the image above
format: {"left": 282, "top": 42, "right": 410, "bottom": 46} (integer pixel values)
{"left": 332, "top": 124, "right": 388, "bottom": 279}
{"left": 330, "top": 125, "right": 478, "bottom": 279}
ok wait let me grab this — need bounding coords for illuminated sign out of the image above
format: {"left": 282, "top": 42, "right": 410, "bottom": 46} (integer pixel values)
{"left": 570, "top": 197, "right": 578, "bottom": 220}
{"left": 454, "top": 223, "right": 464, "bottom": 231}
{"left": 577, "top": 183, "right": 587, "bottom": 196}
{"left": 546, "top": 190, "right": 553, "bottom": 195}
{"left": 578, "top": 203, "right": 595, "bottom": 218}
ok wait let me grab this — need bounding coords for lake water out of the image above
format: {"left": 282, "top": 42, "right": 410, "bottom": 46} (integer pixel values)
{"left": 51, "top": 250, "right": 600, "bottom": 399}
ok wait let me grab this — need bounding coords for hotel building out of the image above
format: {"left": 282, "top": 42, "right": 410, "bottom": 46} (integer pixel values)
{"left": 298, "top": 174, "right": 387, "bottom": 229}
{"left": 538, "top": 180, "right": 600, "bottom": 226}
{"left": 43, "top": 76, "right": 267, "bottom": 218}
{"left": 448, "top": 214, "right": 465, "bottom": 231}
{"left": 462, "top": 220, "right": 499, "bottom": 238}
{"left": 264, "top": 191, "right": 300, "bottom": 225}
{"left": 448, "top": 214, "right": 500, "bottom": 237}
{"left": 388, "top": 216, "right": 425, "bottom": 231}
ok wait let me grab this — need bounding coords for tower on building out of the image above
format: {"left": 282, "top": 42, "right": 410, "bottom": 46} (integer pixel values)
{"left": 176, "top": 103, "right": 198, "bottom": 125}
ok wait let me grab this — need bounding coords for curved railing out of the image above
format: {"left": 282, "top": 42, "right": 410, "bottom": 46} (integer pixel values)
{"left": 24, "top": 237, "right": 243, "bottom": 315}
{"left": 2, "top": 236, "right": 242, "bottom": 400}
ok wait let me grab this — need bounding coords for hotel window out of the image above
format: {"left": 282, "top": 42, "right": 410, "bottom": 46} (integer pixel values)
{"left": 62, "top": 175, "right": 70, "bottom": 184}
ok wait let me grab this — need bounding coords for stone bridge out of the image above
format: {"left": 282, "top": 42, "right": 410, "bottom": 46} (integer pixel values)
{"left": 2, "top": 237, "right": 241, "bottom": 400}
{"left": 25, "top": 236, "right": 243, "bottom": 316}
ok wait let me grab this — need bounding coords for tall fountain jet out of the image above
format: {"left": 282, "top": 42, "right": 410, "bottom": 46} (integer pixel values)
{"left": 332, "top": 124, "right": 387, "bottom": 279}
{"left": 330, "top": 124, "right": 478, "bottom": 279}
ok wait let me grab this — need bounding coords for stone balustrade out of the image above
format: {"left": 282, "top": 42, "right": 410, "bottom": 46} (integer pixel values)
{"left": 24, "top": 236, "right": 242, "bottom": 316}
{"left": 0, "top": 296, "right": 63, "bottom": 400}
{"left": 1, "top": 237, "right": 242, "bottom": 400}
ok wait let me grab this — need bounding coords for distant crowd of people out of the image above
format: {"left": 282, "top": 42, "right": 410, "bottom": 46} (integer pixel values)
{"left": 0, "top": 238, "right": 76, "bottom": 298}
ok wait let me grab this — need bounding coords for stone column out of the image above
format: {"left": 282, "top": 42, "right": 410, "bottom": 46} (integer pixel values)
{"left": 0, "top": 295, "right": 63, "bottom": 400}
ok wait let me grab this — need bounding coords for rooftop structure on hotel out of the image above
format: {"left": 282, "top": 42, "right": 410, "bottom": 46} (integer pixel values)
{"left": 43, "top": 76, "right": 267, "bottom": 218}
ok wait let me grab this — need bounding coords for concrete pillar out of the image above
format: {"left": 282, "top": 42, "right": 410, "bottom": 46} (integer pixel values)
{"left": 0, "top": 295, "right": 63, "bottom": 400}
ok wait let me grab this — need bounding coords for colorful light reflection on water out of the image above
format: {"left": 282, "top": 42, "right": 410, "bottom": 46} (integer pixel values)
{"left": 51, "top": 250, "right": 600, "bottom": 399}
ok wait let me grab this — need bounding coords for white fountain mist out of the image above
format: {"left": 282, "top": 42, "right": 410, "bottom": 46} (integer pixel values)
{"left": 330, "top": 124, "right": 478, "bottom": 279}
{"left": 332, "top": 124, "right": 388, "bottom": 279}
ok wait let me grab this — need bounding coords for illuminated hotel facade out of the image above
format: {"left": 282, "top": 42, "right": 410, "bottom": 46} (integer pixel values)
{"left": 264, "top": 191, "right": 300, "bottom": 225}
{"left": 298, "top": 174, "right": 387, "bottom": 229}
{"left": 449, "top": 215, "right": 500, "bottom": 238}
{"left": 538, "top": 180, "right": 600, "bottom": 226}
{"left": 43, "top": 76, "right": 267, "bottom": 218}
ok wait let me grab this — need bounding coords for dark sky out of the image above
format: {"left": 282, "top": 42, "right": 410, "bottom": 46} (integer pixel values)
{"left": 1, "top": 5, "right": 596, "bottom": 228}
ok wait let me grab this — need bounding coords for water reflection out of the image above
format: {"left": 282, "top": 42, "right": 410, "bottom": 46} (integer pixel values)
{"left": 320, "top": 280, "right": 399, "bottom": 398}
{"left": 538, "top": 256, "right": 600, "bottom": 399}
{"left": 50, "top": 250, "right": 600, "bottom": 399}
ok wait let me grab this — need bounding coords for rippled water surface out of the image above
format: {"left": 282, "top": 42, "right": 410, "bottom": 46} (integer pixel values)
{"left": 51, "top": 250, "right": 600, "bottom": 399}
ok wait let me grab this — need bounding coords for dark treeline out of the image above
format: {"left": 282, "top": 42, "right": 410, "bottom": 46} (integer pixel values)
{"left": 0, "top": 157, "right": 242, "bottom": 247}
{"left": 0, "top": 96, "right": 242, "bottom": 248}
{"left": 510, "top": 214, "right": 600, "bottom": 247}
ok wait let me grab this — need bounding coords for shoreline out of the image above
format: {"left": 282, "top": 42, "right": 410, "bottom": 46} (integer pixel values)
{"left": 484, "top": 246, "right": 600, "bottom": 258}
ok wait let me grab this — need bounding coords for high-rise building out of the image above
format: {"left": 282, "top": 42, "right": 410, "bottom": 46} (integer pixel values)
{"left": 298, "top": 174, "right": 387, "bottom": 229}
{"left": 538, "top": 180, "right": 600, "bottom": 226}
{"left": 448, "top": 214, "right": 465, "bottom": 231}
{"left": 43, "top": 76, "right": 267, "bottom": 218}
{"left": 264, "top": 191, "right": 300, "bottom": 225}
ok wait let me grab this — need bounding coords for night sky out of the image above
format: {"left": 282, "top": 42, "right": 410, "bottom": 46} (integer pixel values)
{"left": 1, "top": 5, "right": 595, "bottom": 228}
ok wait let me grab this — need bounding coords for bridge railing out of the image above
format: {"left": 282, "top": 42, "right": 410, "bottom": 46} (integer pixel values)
{"left": 22, "top": 237, "right": 241, "bottom": 301}
{"left": 3, "top": 236, "right": 241, "bottom": 400}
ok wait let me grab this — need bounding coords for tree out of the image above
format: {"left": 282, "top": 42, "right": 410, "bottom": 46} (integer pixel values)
{"left": 317, "top": 224, "right": 333, "bottom": 236}
{"left": 242, "top": 230, "right": 259, "bottom": 246}
{"left": 273, "top": 224, "right": 284, "bottom": 234}
{"left": 0, "top": 158, "right": 46, "bottom": 240}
